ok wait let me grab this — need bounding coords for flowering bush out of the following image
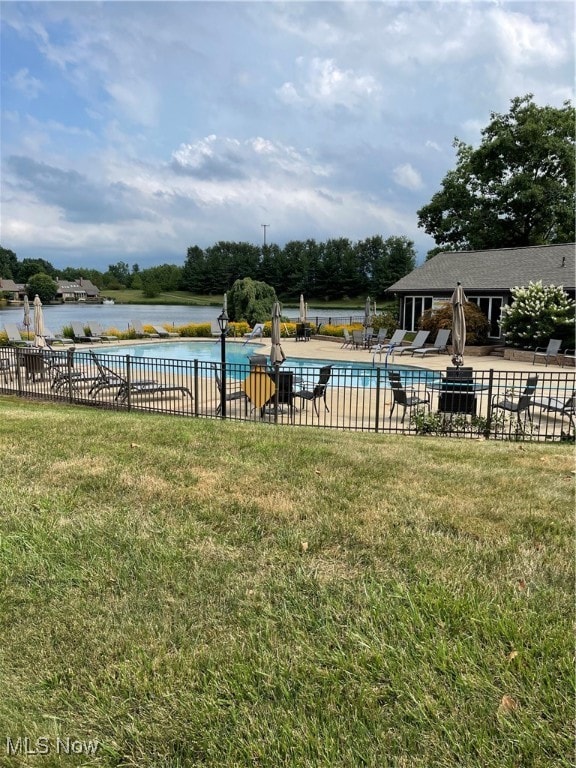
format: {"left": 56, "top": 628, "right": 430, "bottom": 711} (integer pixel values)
{"left": 499, "top": 282, "right": 575, "bottom": 349}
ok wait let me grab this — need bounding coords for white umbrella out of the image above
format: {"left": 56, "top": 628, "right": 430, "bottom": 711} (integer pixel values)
{"left": 23, "top": 295, "right": 31, "bottom": 339}
{"left": 299, "top": 294, "right": 306, "bottom": 323}
{"left": 270, "top": 301, "right": 286, "bottom": 366}
{"left": 33, "top": 294, "right": 46, "bottom": 348}
{"left": 451, "top": 282, "right": 466, "bottom": 368}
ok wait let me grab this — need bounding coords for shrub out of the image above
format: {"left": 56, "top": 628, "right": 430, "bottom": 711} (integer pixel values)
{"left": 419, "top": 302, "right": 490, "bottom": 345}
{"left": 499, "top": 281, "right": 575, "bottom": 349}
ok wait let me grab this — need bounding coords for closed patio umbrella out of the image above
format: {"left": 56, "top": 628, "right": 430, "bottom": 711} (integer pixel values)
{"left": 299, "top": 294, "right": 306, "bottom": 323}
{"left": 364, "top": 296, "right": 372, "bottom": 327}
{"left": 33, "top": 294, "right": 46, "bottom": 348}
{"left": 270, "top": 301, "right": 286, "bottom": 367}
{"left": 23, "top": 295, "right": 31, "bottom": 339}
{"left": 451, "top": 282, "right": 466, "bottom": 368}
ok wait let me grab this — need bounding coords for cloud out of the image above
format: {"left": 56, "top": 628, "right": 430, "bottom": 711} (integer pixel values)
{"left": 393, "top": 164, "right": 423, "bottom": 191}
{"left": 9, "top": 68, "right": 43, "bottom": 99}
{"left": 5, "top": 155, "right": 148, "bottom": 224}
{"left": 277, "top": 57, "right": 380, "bottom": 111}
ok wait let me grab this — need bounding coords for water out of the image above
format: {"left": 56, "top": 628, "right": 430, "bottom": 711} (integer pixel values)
{"left": 95, "top": 341, "right": 438, "bottom": 388}
{"left": 0, "top": 303, "right": 363, "bottom": 334}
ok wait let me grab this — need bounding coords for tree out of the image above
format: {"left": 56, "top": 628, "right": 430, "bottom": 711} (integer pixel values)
{"left": 499, "top": 281, "right": 575, "bottom": 348}
{"left": 16, "top": 258, "right": 56, "bottom": 282}
{"left": 27, "top": 273, "right": 58, "bottom": 303}
{"left": 418, "top": 95, "right": 575, "bottom": 255}
{"left": 227, "top": 278, "right": 276, "bottom": 326}
{"left": 0, "top": 246, "right": 18, "bottom": 279}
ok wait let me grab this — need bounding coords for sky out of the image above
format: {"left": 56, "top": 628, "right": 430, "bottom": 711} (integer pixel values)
{"left": 1, "top": 1, "right": 574, "bottom": 272}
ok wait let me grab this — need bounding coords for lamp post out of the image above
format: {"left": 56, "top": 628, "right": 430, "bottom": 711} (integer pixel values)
{"left": 217, "top": 304, "right": 229, "bottom": 418}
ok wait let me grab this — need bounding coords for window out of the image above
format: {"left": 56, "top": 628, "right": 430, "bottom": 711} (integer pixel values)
{"left": 402, "top": 296, "right": 433, "bottom": 331}
{"left": 468, "top": 296, "right": 503, "bottom": 338}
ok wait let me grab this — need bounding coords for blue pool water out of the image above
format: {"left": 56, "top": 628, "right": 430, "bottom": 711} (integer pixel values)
{"left": 97, "top": 341, "right": 439, "bottom": 387}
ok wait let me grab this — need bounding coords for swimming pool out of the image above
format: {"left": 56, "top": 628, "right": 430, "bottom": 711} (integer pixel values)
{"left": 97, "top": 341, "right": 439, "bottom": 388}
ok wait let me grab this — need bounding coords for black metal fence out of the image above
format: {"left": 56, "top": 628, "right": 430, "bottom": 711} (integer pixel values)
{"left": 1, "top": 345, "right": 574, "bottom": 442}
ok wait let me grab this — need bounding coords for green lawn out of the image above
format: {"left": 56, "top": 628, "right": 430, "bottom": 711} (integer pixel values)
{"left": 0, "top": 398, "right": 573, "bottom": 767}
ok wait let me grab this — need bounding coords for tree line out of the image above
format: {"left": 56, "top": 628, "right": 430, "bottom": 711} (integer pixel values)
{"left": 0, "top": 234, "right": 416, "bottom": 301}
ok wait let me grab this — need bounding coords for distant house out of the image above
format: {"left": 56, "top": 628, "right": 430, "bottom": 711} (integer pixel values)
{"left": 386, "top": 243, "right": 575, "bottom": 340}
{"left": 56, "top": 277, "right": 100, "bottom": 303}
{"left": 0, "top": 279, "right": 27, "bottom": 302}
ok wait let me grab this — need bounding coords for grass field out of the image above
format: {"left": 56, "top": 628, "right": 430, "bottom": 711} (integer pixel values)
{"left": 0, "top": 398, "right": 573, "bottom": 767}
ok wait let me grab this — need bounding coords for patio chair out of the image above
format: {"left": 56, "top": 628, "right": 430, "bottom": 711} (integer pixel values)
{"left": 396, "top": 330, "right": 430, "bottom": 356}
{"left": 411, "top": 328, "right": 451, "bottom": 357}
{"left": 293, "top": 365, "right": 332, "bottom": 416}
{"left": 371, "top": 328, "right": 388, "bottom": 346}
{"left": 152, "top": 324, "right": 179, "bottom": 338}
{"left": 88, "top": 322, "right": 117, "bottom": 342}
{"left": 214, "top": 371, "right": 250, "bottom": 415}
{"left": 532, "top": 389, "right": 575, "bottom": 431}
{"left": 562, "top": 349, "right": 575, "bottom": 368}
{"left": 88, "top": 351, "right": 192, "bottom": 404}
{"left": 260, "top": 370, "right": 296, "bottom": 419}
{"left": 3, "top": 322, "right": 34, "bottom": 346}
{"left": 0, "top": 355, "right": 13, "bottom": 382}
{"left": 242, "top": 323, "right": 265, "bottom": 345}
{"left": 532, "top": 339, "right": 562, "bottom": 366}
{"left": 351, "top": 330, "right": 365, "bottom": 349}
{"left": 71, "top": 322, "right": 102, "bottom": 343}
{"left": 131, "top": 320, "right": 159, "bottom": 338}
{"left": 387, "top": 370, "right": 430, "bottom": 423}
{"left": 341, "top": 329, "right": 353, "bottom": 349}
{"left": 491, "top": 375, "right": 538, "bottom": 423}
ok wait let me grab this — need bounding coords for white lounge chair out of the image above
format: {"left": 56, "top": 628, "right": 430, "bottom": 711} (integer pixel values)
{"left": 532, "top": 339, "right": 562, "bottom": 366}
{"left": 411, "top": 328, "right": 451, "bottom": 357}
{"left": 131, "top": 320, "right": 159, "bottom": 338}
{"left": 242, "top": 323, "right": 264, "bottom": 345}
{"left": 396, "top": 330, "right": 430, "bottom": 356}
{"left": 152, "top": 324, "right": 179, "bottom": 338}
{"left": 3, "top": 322, "right": 34, "bottom": 346}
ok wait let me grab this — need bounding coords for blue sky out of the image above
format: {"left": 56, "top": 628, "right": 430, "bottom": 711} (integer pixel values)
{"left": 1, "top": 1, "right": 574, "bottom": 271}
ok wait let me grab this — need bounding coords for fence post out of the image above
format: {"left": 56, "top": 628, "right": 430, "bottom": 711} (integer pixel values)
{"left": 193, "top": 360, "right": 199, "bottom": 417}
{"left": 484, "top": 369, "right": 494, "bottom": 439}
{"left": 66, "top": 347, "right": 75, "bottom": 403}
{"left": 125, "top": 355, "right": 131, "bottom": 410}
{"left": 374, "top": 367, "right": 381, "bottom": 433}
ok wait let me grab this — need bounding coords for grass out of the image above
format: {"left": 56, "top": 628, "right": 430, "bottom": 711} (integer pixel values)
{"left": 0, "top": 397, "right": 573, "bottom": 767}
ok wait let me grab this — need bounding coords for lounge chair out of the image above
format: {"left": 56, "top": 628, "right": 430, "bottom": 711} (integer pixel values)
{"left": 88, "top": 351, "right": 193, "bottom": 404}
{"left": 411, "top": 328, "right": 451, "bottom": 357}
{"left": 152, "top": 324, "right": 179, "bottom": 338}
{"left": 43, "top": 327, "right": 74, "bottom": 345}
{"left": 396, "top": 330, "right": 430, "bottom": 356}
{"left": 388, "top": 370, "right": 430, "bottom": 423}
{"left": 293, "top": 365, "right": 332, "bottom": 415}
{"left": 532, "top": 389, "right": 575, "bottom": 431}
{"left": 491, "top": 375, "right": 538, "bottom": 423}
{"left": 131, "top": 320, "right": 159, "bottom": 338}
{"left": 71, "top": 321, "right": 102, "bottom": 343}
{"left": 3, "top": 322, "right": 34, "bottom": 346}
{"left": 532, "top": 339, "right": 562, "bottom": 366}
{"left": 371, "top": 329, "right": 408, "bottom": 362}
{"left": 214, "top": 371, "right": 250, "bottom": 415}
{"left": 88, "top": 322, "right": 117, "bottom": 342}
{"left": 242, "top": 323, "right": 264, "bottom": 345}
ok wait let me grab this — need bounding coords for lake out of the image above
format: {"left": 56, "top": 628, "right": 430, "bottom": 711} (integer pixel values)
{"left": 0, "top": 304, "right": 364, "bottom": 334}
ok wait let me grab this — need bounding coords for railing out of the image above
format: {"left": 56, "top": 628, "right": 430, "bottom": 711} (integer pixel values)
{"left": 0, "top": 346, "right": 574, "bottom": 442}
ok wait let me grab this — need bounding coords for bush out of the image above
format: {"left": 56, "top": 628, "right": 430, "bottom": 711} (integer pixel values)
{"left": 419, "top": 301, "right": 490, "bottom": 345}
{"left": 499, "top": 281, "right": 576, "bottom": 349}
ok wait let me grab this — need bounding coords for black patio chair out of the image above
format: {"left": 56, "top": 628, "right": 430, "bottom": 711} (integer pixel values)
{"left": 214, "top": 371, "right": 250, "bottom": 415}
{"left": 491, "top": 375, "right": 538, "bottom": 423}
{"left": 388, "top": 370, "right": 430, "bottom": 423}
{"left": 293, "top": 365, "right": 332, "bottom": 415}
